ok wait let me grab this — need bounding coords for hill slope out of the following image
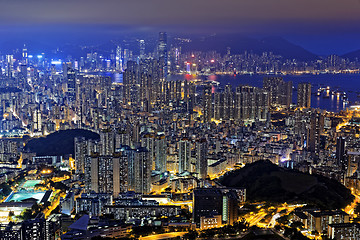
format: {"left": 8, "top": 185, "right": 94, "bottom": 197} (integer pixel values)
{"left": 180, "top": 35, "right": 318, "bottom": 61}
{"left": 25, "top": 129, "right": 100, "bottom": 156}
{"left": 220, "top": 160, "right": 353, "bottom": 210}
{"left": 342, "top": 49, "right": 360, "bottom": 61}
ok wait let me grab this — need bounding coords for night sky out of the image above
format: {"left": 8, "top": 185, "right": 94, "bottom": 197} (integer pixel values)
{"left": 1, "top": 0, "right": 360, "bottom": 55}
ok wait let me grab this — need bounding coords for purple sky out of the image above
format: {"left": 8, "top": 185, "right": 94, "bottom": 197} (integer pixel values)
{"left": 1, "top": 0, "right": 360, "bottom": 55}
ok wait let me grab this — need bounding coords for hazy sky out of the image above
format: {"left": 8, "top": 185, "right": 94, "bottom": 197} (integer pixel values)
{"left": 1, "top": 0, "right": 360, "bottom": 55}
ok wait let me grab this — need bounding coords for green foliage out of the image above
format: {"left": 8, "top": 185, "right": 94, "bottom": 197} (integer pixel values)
{"left": 183, "top": 230, "right": 198, "bottom": 240}
{"left": 8, "top": 211, "right": 14, "bottom": 217}
{"left": 277, "top": 215, "right": 290, "bottom": 226}
{"left": 131, "top": 226, "right": 165, "bottom": 238}
{"left": 0, "top": 183, "right": 12, "bottom": 198}
{"left": 290, "top": 221, "right": 304, "bottom": 230}
{"left": 19, "top": 209, "right": 33, "bottom": 220}
{"left": 51, "top": 181, "right": 69, "bottom": 191}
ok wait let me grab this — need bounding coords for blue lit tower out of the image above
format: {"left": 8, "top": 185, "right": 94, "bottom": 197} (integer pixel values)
{"left": 22, "top": 44, "right": 28, "bottom": 65}
{"left": 139, "top": 40, "right": 145, "bottom": 59}
{"left": 115, "top": 45, "right": 122, "bottom": 71}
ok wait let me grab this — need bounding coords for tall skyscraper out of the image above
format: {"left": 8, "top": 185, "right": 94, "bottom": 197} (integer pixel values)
{"left": 158, "top": 32, "right": 168, "bottom": 78}
{"left": 139, "top": 40, "right": 145, "bottom": 59}
{"left": 263, "top": 77, "right": 292, "bottom": 108}
{"left": 224, "top": 85, "right": 233, "bottom": 120}
{"left": 133, "top": 147, "right": 151, "bottom": 194}
{"left": 67, "top": 67, "right": 76, "bottom": 101}
{"left": 84, "top": 154, "right": 128, "bottom": 197}
{"left": 123, "top": 61, "right": 139, "bottom": 104}
{"left": 74, "top": 137, "right": 88, "bottom": 174}
{"left": 6, "top": 55, "right": 14, "bottom": 78}
{"left": 196, "top": 139, "right": 208, "bottom": 179}
{"left": 298, "top": 82, "right": 312, "bottom": 108}
{"left": 308, "top": 110, "right": 324, "bottom": 155}
{"left": 118, "top": 145, "right": 151, "bottom": 194}
{"left": 203, "top": 84, "right": 213, "bottom": 123}
{"left": 336, "top": 137, "right": 346, "bottom": 170}
{"left": 100, "top": 129, "right": 115, "bottom": 155}
{"left": 32, "top": 109, "right": 42, "bottom": 132}
{"left": 22, "top": 44, "right": 28, "bottom": 65}
{"left": 233, "top": 86, "right": 269, "bottom": 122}
{"left": 141, "top": 132, "right": 155, "bottom": 170}
{"left": 178, "top": 139, "right": 191, "bottom": 173}
{"left": 154, "top": 134, "right": 167, "bottom": 173}
{"left": 115, "top": 45, "right": 122, "bottom": 71}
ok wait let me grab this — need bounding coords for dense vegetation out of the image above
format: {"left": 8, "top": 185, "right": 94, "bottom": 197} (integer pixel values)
{"left": 220, "top": 160, "right": 353, "bottom": 210}
{"left": 25, "top": 129, "right": 99, "bottom": 156}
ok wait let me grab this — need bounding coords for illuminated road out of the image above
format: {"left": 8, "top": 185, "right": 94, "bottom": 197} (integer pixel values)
{"left": 246, "top": 209, "right": 267, "bottom": 226}
{"left": 245, "top": 204, "right": 305, "bottom": 228}
{"left": 345, "top": 190, "right": 360, "bottom": 215}
{"left": 140, "top": 232, "right": 187, "bottom": 240}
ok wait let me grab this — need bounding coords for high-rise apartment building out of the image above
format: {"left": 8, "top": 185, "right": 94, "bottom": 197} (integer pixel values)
{"left": 263, "top": 77, "right": 292, "bottom": 108}
{"left": 195, "top": 138, "right": 208, "bottom": 179}
{"left": 158, "top": 32, "right": 168, "bottom": 78}
{"left": 178, "top": 139, "right": 191, "bottom": 173}
{"left": 298, "top": 82, "right": 312, "bottom": 108}
{"left": 84, "top": 154, "right": 128, "bottom": 197}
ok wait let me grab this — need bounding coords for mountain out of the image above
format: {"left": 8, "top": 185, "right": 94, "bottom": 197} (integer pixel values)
{"left": 179, "top": 34, "right": 318, "bottom": 61}
{"left": 342, "top": 49, "right": 360, "bottom": 61}
{"left": 219, "top": 160, "right": 353, "bottom": 210}
{"left": 25, "top": 129, "right": 100, "bottom": 156}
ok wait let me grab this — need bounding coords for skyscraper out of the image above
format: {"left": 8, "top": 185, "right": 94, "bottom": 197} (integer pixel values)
{"left": 32, "top": 109, "right": 42, "bottom": 132}
{"left": 123, "top": 61, "right": 139, "bottom": 104}
{"left": 308, "top": 110, "right": 324, "bottom": 155}
{"left": 84, "top": 154, "right": 128, "bottom": 197}
{"left": 6, "top": 55, "right": 13, "bottom": 78}
{"left": 203, "top": 84, "right": 213, "bottom": 123}
{"left": 298, "top": 82, "right": 312, "bottom": 108}
{"left": 141, "top": 132, "right": 155, "bottom": 170}
{"left": 139, "top": 40, "right": 145, "bottom": 59}
{"left": 133, "top": 147, "right": 151, "bottom": 194}
{"left": 115, "top": 45, "right": 122, "bottom": 71}
{"left": 263, "top": 77, "right": 292, "bottom": 108}
{"left": 336, "top": 137, "right": 346, "bottom": 170}
{"left": 22, "top": 44, "right": 28, "bottom": 65}
{"left": 196, "top": 138, "right": 208, "bottom": 179}
{"left": 100, "top": 129, "right": 115, "bottom": 155}
{"left": 154, "top": 134, "right": 167, "bottom": 173}
{"left": 178, "top": 139, "right": 191, "bottom": 173}
{"left": 233, "top": 85, "right": 269, "bottom": 122}
{"left": 158, "top": 32, "right": 168, "bottom": 78}
{"left": 67, "top": 67, "right": 76, "bottom": 101}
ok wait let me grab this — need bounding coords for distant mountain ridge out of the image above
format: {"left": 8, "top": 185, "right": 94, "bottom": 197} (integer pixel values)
{"left": 0, "top": 34, "right": 321, "bottom": 61}
{"left": 179, "top": 35, "right": 319, "bottom": 61}
{"left": 342, "top": 49, "right": 360, "bottom": 60}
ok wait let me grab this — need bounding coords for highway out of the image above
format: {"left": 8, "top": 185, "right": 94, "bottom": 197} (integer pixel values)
{"left": 140, "top": 232, "right": 187, "bottom": 240}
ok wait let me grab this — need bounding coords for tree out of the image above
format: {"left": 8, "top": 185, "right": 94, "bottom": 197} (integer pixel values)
{"left": 183, "top": 230, "right": 198, "bottom": 240}
{"left": 290, "top": 221, "right": 304, "bottom": 230}
{"left": 8, "top": 211, "right": 15, "bottom": 221}
{"left": 20, "top": 209, "right": 33, "bottom": 220}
